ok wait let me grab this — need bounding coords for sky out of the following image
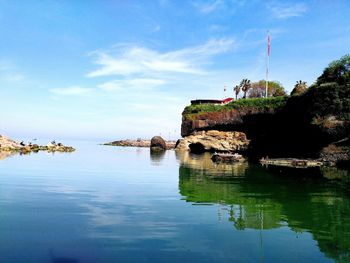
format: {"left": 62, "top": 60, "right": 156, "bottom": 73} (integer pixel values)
{"left": 0, "top": 0, "right": 349, "bottom": 141}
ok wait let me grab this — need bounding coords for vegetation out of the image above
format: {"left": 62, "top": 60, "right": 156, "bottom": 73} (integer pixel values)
{"left": 293, "top": 54, "right": 350, "bottom": 121}
{"left": 248, "top": 80, "right": 286, "bottom": 98}
{"left": 184, "top": 55, "right": 349, "bottom": 122}
{"left": 240, "top": 78, "right": 251, "bottom": 98}
{"left": 182, "top": 55, "right": 350, "bottom": 160}
{"left": 291, "top": 80, "right": 308, "bottom": 96}
{"left": 316, "top": 54, "right": 350, "bottom": 85}
{"left": 183, "top": 96, "right": 288, "bottom": 116}
{"left": 233, "top": 85, "right": 240, "bottom": 100}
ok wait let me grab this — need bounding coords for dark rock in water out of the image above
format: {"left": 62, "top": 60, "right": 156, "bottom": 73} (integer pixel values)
{"left": 211, "top": 153, "right": 245, "bottom": 163}
{"left": 319, "top": 143, "right": 350, "bottom": 166}
{"left": 150, "top": 136, "right": 166, "bottom": 152}
{"left": 175, "top": 139, "right": 182, "bottom": 149}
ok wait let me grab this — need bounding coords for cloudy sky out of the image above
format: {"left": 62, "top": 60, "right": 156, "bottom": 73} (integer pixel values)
{"left": 0, "top": 0, "right": 349, "bottom": 140}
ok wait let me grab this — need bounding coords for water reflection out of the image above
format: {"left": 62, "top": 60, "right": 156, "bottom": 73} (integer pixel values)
{"left": 50, "top": 249, "right": 79, "bottom": 263}
{"left": 0, "top": 151, "right": 15, "bottom": 160}
{"left": 150, "top": 150, "right": 166, "bottom": 165}
{"left": 176, "top": 151, "right": 248, "bottom": 176}
{"left": 178, "top": 152, "right": 350, "bottom": 262}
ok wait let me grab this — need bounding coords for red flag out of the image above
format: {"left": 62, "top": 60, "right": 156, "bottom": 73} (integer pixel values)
{"left": 267, "top": 33, "right": 271, "bottom": 56}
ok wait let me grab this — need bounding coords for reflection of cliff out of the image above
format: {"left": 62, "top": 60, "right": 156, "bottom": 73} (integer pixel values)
{"left": 178, "top": 154, "right": 350, "bottom": 262}
{"left": 176, "top": 151, "right": 248, "bottom": 176}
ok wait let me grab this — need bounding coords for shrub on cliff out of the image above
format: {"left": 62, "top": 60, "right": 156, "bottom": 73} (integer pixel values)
{"left": 306, "top": 55, "right": 350, "bottom": 121}
{"left": 291, "top": 81, "right": 308, "bottom": 96}
{"left": 183, "top": 96, "right": 288, "bottom": 116}
{"left": 316, "top": 54, "right": 350, "bottom": 85}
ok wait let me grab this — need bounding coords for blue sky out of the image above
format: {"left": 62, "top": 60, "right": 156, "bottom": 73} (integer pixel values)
{"left": 0, "top": 0, "right": 349, "bottom": 140}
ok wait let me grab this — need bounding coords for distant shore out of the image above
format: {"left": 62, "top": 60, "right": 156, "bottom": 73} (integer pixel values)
{"left": 104, "top": 139, "right": 177, "bottom": 150}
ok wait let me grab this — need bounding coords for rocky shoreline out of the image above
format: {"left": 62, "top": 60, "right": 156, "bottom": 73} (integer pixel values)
{"left": 0, "top": 135, "right": 75, "bottom": 155}
{"left": 104, "top": 139, "right": 176, "bottom": 150}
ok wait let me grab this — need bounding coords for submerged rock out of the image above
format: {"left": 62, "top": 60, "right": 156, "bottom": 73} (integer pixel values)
{"left": 211, "top": 153, "right": 245, "bottom": 163}
{"left": 175, "top": 130, "right": 250, "bottom": 153}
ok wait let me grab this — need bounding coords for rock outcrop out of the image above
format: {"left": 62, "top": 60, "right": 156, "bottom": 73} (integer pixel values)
{"left": 0, "top": 135, "right": 22, "bottom": 150}
{"left": 150, "top": 136, "right": 166, "bottom": 152}
{"left": 181, "top": 100, "right": 350, "bottom": 161}
{"left": 104, "top": 139, "right": 176, "bottom": 149}
{"left": 175, "top": 130, "right": 249, "bottom": 153}
{"left": 0, "top": 135, "right": 75, "bottom": 156}
{"left": 181, "top": 108, "right": 275, "bottom": 137}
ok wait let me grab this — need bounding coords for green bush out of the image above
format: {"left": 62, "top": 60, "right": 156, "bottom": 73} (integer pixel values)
{"left": 183, "top": 96, "right": 288, "bottom": 116}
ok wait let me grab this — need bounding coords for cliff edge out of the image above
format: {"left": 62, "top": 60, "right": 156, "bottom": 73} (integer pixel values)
{"left": 180, "top": 55, "right": 350, "bottom": 165}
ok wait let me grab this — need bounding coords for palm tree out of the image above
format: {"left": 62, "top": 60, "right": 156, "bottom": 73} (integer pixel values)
{"left": 291, "top": 80, "right": 307, "bottom": 96}
{"left": 233, "top": 85, "right": 240, "bottom": 100}
{"left": 240, "top": 79, "right": 251, "bottom": 99}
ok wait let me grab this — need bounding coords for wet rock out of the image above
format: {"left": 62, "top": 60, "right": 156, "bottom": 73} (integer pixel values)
{"left": 150, "top": 136, "right": 166, "bottom": 152}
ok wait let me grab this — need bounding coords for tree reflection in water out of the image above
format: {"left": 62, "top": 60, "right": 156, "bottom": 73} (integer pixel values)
{"left": 177, "top": 152, "right": 350, "bottom": 262}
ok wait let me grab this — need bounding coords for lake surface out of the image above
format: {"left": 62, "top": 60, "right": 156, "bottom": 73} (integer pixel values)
{"left": 0, "top": 142, "right": 350, "bottom": 263}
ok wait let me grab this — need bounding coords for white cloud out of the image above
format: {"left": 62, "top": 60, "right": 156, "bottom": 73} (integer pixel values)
{"left": 268, "top": 3, "right": 307, "bottom": 19}
{"left": 192, "top": 0, "right": 248, "bottom": 14}
{"left": 193, "top": 0, "right": 223, "bottom": 13}
{"left": 86, "top": 38, "right": 235, "bottom": 77}
{"left": 98, "top": 78, "right": 166, "bottom": 92}
{"left": 50, "top": 86, "right": 93, "bottom": 96}
{"left": 0, "top": 59, "right": 26, "bottom": 84}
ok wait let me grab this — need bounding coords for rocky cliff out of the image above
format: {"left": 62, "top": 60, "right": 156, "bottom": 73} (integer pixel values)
{"left": 180, "top": 55, "right": 350, "bottom": 165}
{"left": 180, "top": 91, "right": 349, "bottom": 164}
{"left": 181, "top": 107, "right": 276, "bottom": 137}
{"left": 181, "top": 100, "right": 349, "bottom": 161}
{"left": 176, "top": 130, "right": 249, "bottom": 153}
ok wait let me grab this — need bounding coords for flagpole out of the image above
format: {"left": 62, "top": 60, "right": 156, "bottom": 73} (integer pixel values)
{"left": 265, "top": 31, "right": 270, "bottom": 98}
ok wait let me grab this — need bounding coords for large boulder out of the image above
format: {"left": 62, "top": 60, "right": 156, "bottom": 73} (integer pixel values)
{"left": 150, "top": 136, "right": 166, "bottom": 152}
{"left": 175, "top": 130, "right": 250, "bottom": 153}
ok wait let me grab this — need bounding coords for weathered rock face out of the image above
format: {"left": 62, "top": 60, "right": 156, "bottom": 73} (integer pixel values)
{"left": 181, "top": 108, "right": 274, "bottom": 137}
{"left": 175, "top": 130, "right": 249, "bottom": 153}
{"left": 150, "top": 136, "right": 166, "bottom": 152}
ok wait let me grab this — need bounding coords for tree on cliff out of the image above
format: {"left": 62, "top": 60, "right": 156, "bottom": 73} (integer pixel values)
{"left": 307, "top": 55, "right": 350, "bottom": 120}
{"left": 291, "top": 80, "right": 308, "bottom": 96}
{"left": 316, "top": 54, "right": 350, "bottom": 85}
{"left": 248, "top": 80, "right": 286, "bottom": 98}
{"left": 233, "top": 85, "right": 240, "bottom": 100}
{"left": 240, "top": 79, "right": 251, "bottom": 99}
{"left": 286, "top": 54, "right": 350, "bottom": 123}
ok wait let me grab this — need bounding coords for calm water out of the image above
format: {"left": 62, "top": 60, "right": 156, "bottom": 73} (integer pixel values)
{"left": 0, "top": 142, "right": 350, "bottom": 263}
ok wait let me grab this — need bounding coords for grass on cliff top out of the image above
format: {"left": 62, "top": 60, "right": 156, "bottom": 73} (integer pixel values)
{"left": 183, "top": 96, "right": 288, "bottom": 116}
